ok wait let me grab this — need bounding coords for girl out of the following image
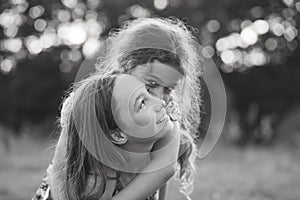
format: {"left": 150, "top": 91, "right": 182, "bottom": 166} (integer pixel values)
{"left": 33, "top": 17, "right": 202, "bottom": 200}
{"left": 95, "top": 17, "right": 202, "bottom": 199}
{"left": 34, "top": 72, "right": 194, "bottom": 200}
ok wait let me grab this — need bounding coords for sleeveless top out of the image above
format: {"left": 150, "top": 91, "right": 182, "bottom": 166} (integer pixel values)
{"left": 32, "top": 164, "right": 157, "bottom": 200}
{"left": 32, "top": 100, "right": 179, "bottom": 200}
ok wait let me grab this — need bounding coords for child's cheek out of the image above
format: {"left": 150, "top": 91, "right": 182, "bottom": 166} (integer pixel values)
{"left": 132, "top": 113, "right": 150, "bottom": 127}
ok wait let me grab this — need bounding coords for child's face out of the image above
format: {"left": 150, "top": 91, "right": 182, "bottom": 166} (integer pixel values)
{"left": 112, "top": 74, "right": 174, "bottom": 141}
{"left": 130, "top": 60, "right": 184, "bottom": 104}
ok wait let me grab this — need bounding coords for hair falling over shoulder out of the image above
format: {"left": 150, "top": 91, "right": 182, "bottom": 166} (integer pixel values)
{"left": 53, "top": 73, "right": 120, "bottom": 200}
{"left": 54, "top": 17, "right": 202, "bottom": 199}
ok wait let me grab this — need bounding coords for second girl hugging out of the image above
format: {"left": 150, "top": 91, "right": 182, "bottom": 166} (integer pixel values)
{"left": 32, "top": 17, "right": 202, "bottom": 200}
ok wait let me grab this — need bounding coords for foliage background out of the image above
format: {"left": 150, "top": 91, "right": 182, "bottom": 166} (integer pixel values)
{"left": 0, "top": 0, "right": 300, "bottom": 199}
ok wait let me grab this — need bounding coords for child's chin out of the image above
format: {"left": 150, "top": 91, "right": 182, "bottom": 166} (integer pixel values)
{"left": 152, "top": 117, "right": 174, "bottom": 139}
{"left": 161, "top": 119, "right": 174, "bottom": 136}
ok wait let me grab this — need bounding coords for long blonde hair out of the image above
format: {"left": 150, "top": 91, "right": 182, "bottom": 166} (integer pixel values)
{"left": 52, "top": 73, "right": 121, "bottom": 200}
{"left": 97, "top": 17, "right": 202, "bottom": 132}
{"left": 95, "top": 17, "right": 202, "bottom": 197}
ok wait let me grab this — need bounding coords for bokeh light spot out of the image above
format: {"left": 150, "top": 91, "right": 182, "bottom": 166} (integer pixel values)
{"left": 296, "top": 2, "right": 300, "bottom": 13}
{"left": 271, "top": 23, "right": 285, "bottom": 36}
{"left": 249, "top": 49, "right": 266, "bottom": 66}
{"left": 59, "top": 60, "right": 72, "bottom": 73}
{"left": 86, "top": 19, "right": 103, "bottom": 37}
{"left": 221, "top": 50, "right": 235, "bottom": 64}
{"left": 250, "top": 6, "right": 264, "bottom": 19}
{"left": 282, "top": 8, "right": 295, "bottom": 19}
{"left": 57, "top": 10, "right": 71, "bottom": 22}
{"left": 0, "top": 10, "right": 22, "bottom": 28}
{"left": 3, "top": 38, "right": 22, "bottom": 53}
{"left": 282, "top": 0, "right": 293, "bottom": 7}
{"left": 62, "top": 0, "right": 78, "bottom": 9}
{"left": 0, "top": 57, "right": 16, "bottom": 74}
{"left": 222, "top": 63, "right": 234, "bottom": 73}
{"left": 17, "top": 2, "right": 29, "bottom": 12}
{"left": 40, "top": 32, "right": 56, "bottom": 49}
{"left": 241, "top": 20, "right": 252, "bottom": 29}
{"left": 227, "top": 33, "right": 240, "bottom": 49}
{"left": 73, "top": 3, "right": 86, "bottom": 19}
{"left": 241, "top": 27, "right": 258, "bottom": 45}
{"left": 58, "top": 22, "right": 87, "bottom": 45}
{"left": 207, "top": 19, "right": 220, "bottom": 33}
{"left": 4, "top": 26, "right": 18, "bottom": 37}
{"left": 216, "top": 38, "right": 230, "bottom": 52}
{"left": 68, "top": 49, "right": 82, "bottom": 62}
{"left": 229, "top": 19, "right": 241, "bottom": 32}
{"left": 253, "top": 19, "right": 269, "bottom": 35}
{"left": 29, "top": 5, "right": 45, "bottom": 19}
{"left": 82, "top": 37, "right": 101, "bottom": 58}
{"left": 154, "top": 0, "right": 169, "bottom": 10}
{"left": 284, "top": 26, "right": 297, "bottom": 41}
{"left": 287, "top": 40, "right": 298, "bottom": 51}
{"left": 87, "top": 0, "right": 102, "bottom": 9}
{"left": 85, "top": 10, "right": 98, "bottom": 20}
{"left": 243, "top": 55, "right": 253, "bottom": 67}
{"left": 10, "top": 0, "right": 24, "bottom": 5}
{"left": 202, "top": 46, "right": 215, "bottom": 58}
{"left": 265, "top": 38, "right": 278, "bottom": 51}
{"left": 34, "top": 19, "right": 47, "bottom": 32}
{"left": 130, "top": 5, "right": 151, "bottom": 18}
{"left": 25, "top": 36, "right": 43, "bottom": 54}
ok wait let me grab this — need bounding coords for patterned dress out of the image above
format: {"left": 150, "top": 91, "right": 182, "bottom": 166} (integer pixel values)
{"left": 32, "top": 166, "right": 53, "bottom": 200}
{"left": 32, "top": 165, "right": 157, "bottom": 200}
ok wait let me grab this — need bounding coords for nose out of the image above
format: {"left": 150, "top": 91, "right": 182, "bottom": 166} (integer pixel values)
{"left": 152, "top": 96, "right": 166, "bottom": 112}
{"left": 148, "top": 86, "right": 164, "bottom": 100}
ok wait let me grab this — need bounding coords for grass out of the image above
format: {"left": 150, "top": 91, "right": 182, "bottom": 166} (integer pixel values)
{"left": 0, "top": 135, "right": 299, "bottom": 200}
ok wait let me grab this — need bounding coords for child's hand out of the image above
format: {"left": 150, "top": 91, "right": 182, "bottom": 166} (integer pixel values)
{"left": 166, "top": 100, "right": 182, "bottom": 122}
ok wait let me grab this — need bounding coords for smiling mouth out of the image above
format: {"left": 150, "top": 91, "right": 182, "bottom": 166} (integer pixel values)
{"left": 157, "top": 114, "right": 168, "bottom": 124}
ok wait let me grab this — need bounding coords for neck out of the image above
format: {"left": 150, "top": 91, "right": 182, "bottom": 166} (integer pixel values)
{"left": 117, "top": 139, "right": 155, "bottom": 172}
{"left": 120, "top": 138, "right": 155, "bottom": 153}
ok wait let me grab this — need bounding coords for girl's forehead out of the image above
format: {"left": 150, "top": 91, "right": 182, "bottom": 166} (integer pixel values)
{"left": 113, "top": 74, "right": 144, "bottom": 102}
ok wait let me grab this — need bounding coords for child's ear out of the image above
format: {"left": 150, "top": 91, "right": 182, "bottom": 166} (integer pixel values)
{"left": 110, "top": 130, "right": 128, "bottom": 145}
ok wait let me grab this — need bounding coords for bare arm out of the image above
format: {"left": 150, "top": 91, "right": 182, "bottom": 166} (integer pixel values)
{"left": 111, "top": 123, "right": 180, "bottom": 200}
{"left": 158, "top": 183, "right": 168, "bottom": 200}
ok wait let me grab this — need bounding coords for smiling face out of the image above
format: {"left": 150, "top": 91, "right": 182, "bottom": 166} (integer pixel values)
{"left": 112, "top": 74, "right": 174, "bottom": 141}
{"left": 130, "top": 60, "right": 184, "bottom": 104}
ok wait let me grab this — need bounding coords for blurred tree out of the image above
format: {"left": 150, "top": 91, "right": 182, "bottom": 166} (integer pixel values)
{"left": 0, "top": 0, "right": 299, "bottom": 144}
{"left": 0, "top": 51, "right": 69, "bottom": 134}
{"left": 223, "top": 47, "right": 300, "bottom": 144}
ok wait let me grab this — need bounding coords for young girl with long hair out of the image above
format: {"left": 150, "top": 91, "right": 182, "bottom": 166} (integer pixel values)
{"left": 36, "top": 72, "right": 196, "bottom": 200}
{"left": 33, "top": 17, "right": 202, "bottom": 200}
{"left": 95, "top": 17, "right": 202, "bottom": 199}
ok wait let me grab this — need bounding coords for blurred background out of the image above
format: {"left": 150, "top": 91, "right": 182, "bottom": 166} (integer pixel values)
{"left": 0, "top": 0, "right": 300, "bottom": 199}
